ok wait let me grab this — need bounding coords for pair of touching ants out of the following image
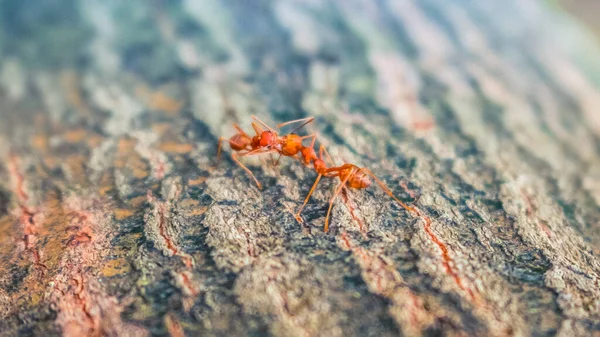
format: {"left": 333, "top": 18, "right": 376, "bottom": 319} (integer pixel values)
{"left": 217, "top": 115, "right": 415, "bottom": 232}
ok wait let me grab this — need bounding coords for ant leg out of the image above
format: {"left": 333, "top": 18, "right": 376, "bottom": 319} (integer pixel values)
{"left": 319, "top": 145, "right": 336, "bottom": 167}
{"left": 239, "top": 148, "right": 278, "bottom": 157}
{"left": 363, "top": 168, "right": 417, "bottom": 214}
{"left": 289, "top": 120, "right": 314, "bottom": 134}
{"left": 300, "top": 133, "right": 316, "bottom": 141}
{"left": 294, "top": 174, "right": 322, "bottom": 222}
{"left": 231, "top": 153, "right": 263, "bottom": 190}
{"left": 251, "top": 115, "right": 276, "bottom": 132}
{"left": 306, "top": 134, "right": 317, "bottom": 149}
{"left": 325, "top": 168, "right": 354, "bottom": 232}
{"left": 218, "top": 124, "right": 252, "bottom": 162}
{"left": 277, "top": 117, "right": 315, "bottom": 134}
{"left": 296, "top": 135, "right": 318, "bottom": 166}
{"left": 217, "top": 137, "right": 226, "bottom": 162}
{"left": 233, "top": 124, "right": 250, "bottom": 137}
{"left": 268, "top": 153, "right": 275, "bottom": 166}
{"left": 339, "top": 188, "right": 366, "bottom": 232}
{"left": 258, "top": 155, "right": 269, "bottom": 167}
{"left": 277, "top": 117, "right": 314, "bottom": 128}
{"left": 266, "top": 153, "right": 281, "bottom": 167}
{"left": 325, "top": 163, "right": 354, "bottom": 175}
{"left": 273, "top": 154, "right": 282, "bottom": 167}
{"left": 238, "top": 147, "right": 282, "bottom": 167}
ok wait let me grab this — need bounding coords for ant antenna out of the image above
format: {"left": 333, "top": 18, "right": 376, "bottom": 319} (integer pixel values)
{"left": 277, "top": 117, "right": 315, "bottom": 134}
{"left": 251, "top": 115, "right": 275, "bottom": 132}
{"left": 319, "top": 145, "right": 335, "bottom": 167}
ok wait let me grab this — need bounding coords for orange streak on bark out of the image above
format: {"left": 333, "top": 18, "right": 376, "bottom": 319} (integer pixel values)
{"left": 147, "top": 191, "right": 195, "bottom": 267}
{"left": 412, "top": 119, "right": 435, "bottom": 131}
{"left": 521, "top": 190, "right": 536, "bottom": 218}
{"left": 341, "top": 189, "right": 366, "bottom": 234}
{"left": 151, "top": 153, "right": 166, "bottom": 180}
{"left": 187, "top": 177, "right": 207, "bottom": 186}
{"left": 521, "top": 190, "right": 552, "bottom": 237}
{"left": 165, "top": 313, "right": 186, "bottom": 337}
{"left": 158, "top": 142, "right": 193, "bottom": 154}
{"left": 8, "top": 154, "right": 29, "bottom": 203}
{"left": 7, "top": 154, "right": 46, "bottom": 270}
{"left": 148, "top": 191, "right": 179, "bottom": 256}
{"left": 422, "top": 216, "right": 475, "bottom": 301}
{"left": 53, "top": 203, "right": 148, "bottom": 337}
{"left": 339, "top": 232, "right": 352, "bottom": 250}
{"left": 339, "top": 232, "right": 434, "bottom": 334}
{"left": 179, "top": 271, "right": 199, "bottom": 297}
{"left": 180, "top": 273, "right": 196, "bottom": 295}
{"left": 399, "top": 180, "right": 419, "bottom": 200}
{"left": 181, "top": 256, "right": 194, "bottom": 269}
{"left": 538, "top": 220, "right": 553, "bottom": 237}
{"left": 159, "top": 205, "right": 178, "bottom": 255}
{"left": 53, "top": 210, "right": 102, "bottom": 337}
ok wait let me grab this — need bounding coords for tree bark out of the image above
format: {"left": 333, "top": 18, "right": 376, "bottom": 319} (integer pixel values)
{"left": 1, "top": 1, "right": 600, "bottom": 336}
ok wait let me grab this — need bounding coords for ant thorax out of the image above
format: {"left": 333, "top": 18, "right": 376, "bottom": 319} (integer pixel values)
{"left": 251, "top": 135, "right": 261, "bottom": 149}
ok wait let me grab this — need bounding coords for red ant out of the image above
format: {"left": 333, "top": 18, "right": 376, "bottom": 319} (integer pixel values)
{"left": 217, "top": 116, "right": 315, "bottom": 189}
{"left": 218, "top": 116, "right": 416, "bottom": 233}
{"left": 290, "top": 138, "right": 416, "bottom": 232}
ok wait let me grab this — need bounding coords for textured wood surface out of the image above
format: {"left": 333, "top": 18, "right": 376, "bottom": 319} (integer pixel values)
{"left": 1, "top": 1, "right": 600, "bottom": 336}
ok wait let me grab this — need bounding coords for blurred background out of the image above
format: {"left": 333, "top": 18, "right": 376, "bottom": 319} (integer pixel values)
{"left": 557, "top": 0, "right": 600, "bottom": 39}
{"left": 1, "top": 1, "right": 600, "bottom": 336}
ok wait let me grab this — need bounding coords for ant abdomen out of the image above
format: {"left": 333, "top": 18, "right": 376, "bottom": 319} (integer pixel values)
{"left": 281, "top": 134, "right": 303, "bottom": 156}
{"left": 349, "top": 169, "right": 371, "bottom": 189}
{"left": 229, "top": 134, "right": 251, "bottom": 151}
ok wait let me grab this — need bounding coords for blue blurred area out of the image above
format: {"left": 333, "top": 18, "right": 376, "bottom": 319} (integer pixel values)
{"left": 0, "top": 0, "right": 92, "bottom": 68}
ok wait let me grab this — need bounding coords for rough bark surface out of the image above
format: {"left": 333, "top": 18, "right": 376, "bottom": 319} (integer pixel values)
{"left": 1, "top": 1, "right": 600, "bottom": 336}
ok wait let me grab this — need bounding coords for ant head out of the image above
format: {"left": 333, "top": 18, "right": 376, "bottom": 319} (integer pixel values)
{"left": 259, "top": 131, "right": 277, "bottom": 148}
